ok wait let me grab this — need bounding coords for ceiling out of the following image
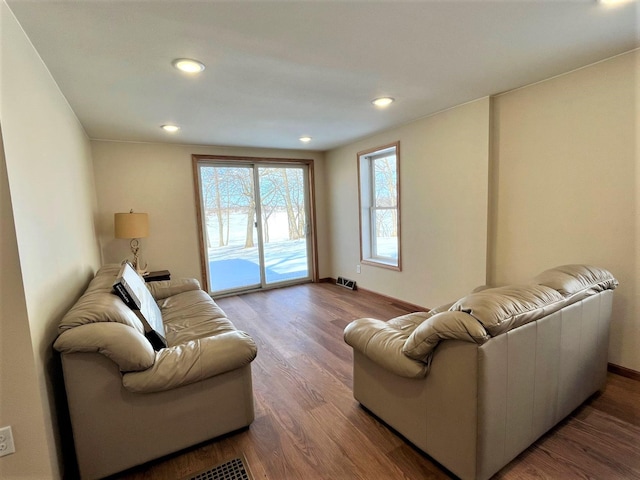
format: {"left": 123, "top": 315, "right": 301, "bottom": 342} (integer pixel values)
{"left": 6, "top": 0, "right": 639, "bottom": 151}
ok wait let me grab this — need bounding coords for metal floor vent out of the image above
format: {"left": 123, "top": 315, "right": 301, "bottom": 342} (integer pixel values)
{"left": 336, "top": 276, "right": 356, "bottom": 290}
{"left": 184, "top": 456, "right": 253, "bottom": 480}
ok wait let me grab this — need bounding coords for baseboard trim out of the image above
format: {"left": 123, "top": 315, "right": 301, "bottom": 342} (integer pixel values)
{"left": 608, "top": 363, "right": 640, "bottom": 381}
{"left": 322, "top": 277, "right": 428, "bottom": 312}
{"left": 357, "top": 286, "right": 429, "bottom": 312}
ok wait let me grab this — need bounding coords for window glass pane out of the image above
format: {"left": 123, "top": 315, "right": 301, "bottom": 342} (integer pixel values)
{"left": 195, "top": 158, "right": 315, "bottom": 295}
{"left": 358, "top": 142, "right": 401, "bottom": 270}
{"left": 373, "top": 156, "right": 397, "bottom": 208}
{"left": 373, "top": 208, "right": 398, "bottom": 259}
{"left": 199, "top": 165, "right": 260, "bottom": 292}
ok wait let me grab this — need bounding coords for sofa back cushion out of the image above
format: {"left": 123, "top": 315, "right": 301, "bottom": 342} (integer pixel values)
{"left": 113, "top": 263, "right": 167, "bottom": 350}
{"left": 59, "top": 264, "right": 145, "bottom": 334}
{"left": 59, "top": 291, "right": 145, "bottom": 334}
{"left": 449, "top": 284, "right": 564, "bottom": 337}
{"left": 532, "top": 264, "right": 618, "bottom": 299}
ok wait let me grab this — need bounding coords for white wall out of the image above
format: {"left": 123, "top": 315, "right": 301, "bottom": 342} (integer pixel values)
{"left": 91, "top": 140, "right": 328, "bottom": 284}
{"left": 0, "top": 2, "right": 101, "bottom": 477}
{"left": 491, "top": 50, "right": 640, "bottom": 371}
{"left": 325, "top": 98, "right": 491, "bottom": 308}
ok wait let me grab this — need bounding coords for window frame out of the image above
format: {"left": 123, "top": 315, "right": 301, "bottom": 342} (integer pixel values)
{"left": 357, "top": 141, "right": 401, "bottom": 271}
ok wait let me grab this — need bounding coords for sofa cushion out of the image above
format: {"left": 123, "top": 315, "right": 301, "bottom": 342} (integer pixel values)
{"left": 403, "top": 311, "right": 489, "bottom": 362}
{"left": 159, "top": 289, "right": 236, "bottom": 346}
{"left": 59, "top": 264, "right": 145, "bottom": 334}
{"left": 449, "top": 284, "right": 564, "bottom": 337}
{"left": 387, "top": 311, "right": 434, "bottom": 331}
{"left": 59, "top": 289, "right": 145, "bottom": 335}
{"left": 145, "top": 277, "right": 201, "bottom": 300}
{"left": 86, "top": 264, "right": 127, "bottom": 292}
{"left": 113, "top": 263, "right": 167, "bottom": 350}
{"left": 532, "top": 264, "right": 618, "bottom": 299}
{"left": 122, "top": 330, "right": 257, "bottom": 393}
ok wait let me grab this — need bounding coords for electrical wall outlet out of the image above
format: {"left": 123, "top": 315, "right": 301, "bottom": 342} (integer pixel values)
{"left": 0, "top": 426, "right": 16, "bottom": 457}
{"left": 356, "top": 264, "right": 361, "bottom": 274}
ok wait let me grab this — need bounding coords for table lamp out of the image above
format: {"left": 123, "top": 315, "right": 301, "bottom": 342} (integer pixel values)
{"left": 114, "top": 210, "right": 149, "bottom": 274}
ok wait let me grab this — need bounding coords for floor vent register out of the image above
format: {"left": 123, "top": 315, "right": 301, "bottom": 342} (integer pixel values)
{"left": 183, "top": 456, "right": 254, "bottom": 480}
{"left": 336, "top": 276, "right": 357, "bottom": 290}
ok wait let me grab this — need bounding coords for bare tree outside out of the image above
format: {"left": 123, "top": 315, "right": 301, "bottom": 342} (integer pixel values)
{"left": 200, "top": 165, "right": 307, "bottom": 250}
{"left": 213, "top": 168, "right": 225, "bottom": 247}
{"left": 197, "top": 159, "right": 312, "bottom": 293}
{"left": 281, "top": 168, "right": 306, "bottom": 240}
{"left": 258, "top": 168, "right": 282, "bottom": 243}
{"left": 373, "top": 156, "right": 398, "bottom": 238}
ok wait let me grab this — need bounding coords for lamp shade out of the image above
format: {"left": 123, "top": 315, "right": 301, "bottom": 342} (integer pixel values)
{"left": 114, "top": 212, "right": 149, "bottom": 239}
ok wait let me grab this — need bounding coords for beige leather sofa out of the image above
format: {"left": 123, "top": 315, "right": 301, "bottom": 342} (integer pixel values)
{"left": 344, "top": 265, "right": 617, "bottom": 480}
{"left": 54, "top": 264, "right": 257, "bottom": 480}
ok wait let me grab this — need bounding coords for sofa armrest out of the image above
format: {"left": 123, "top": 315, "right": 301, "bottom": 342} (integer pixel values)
{"left": 53, "top": 323, "right": 155, "bottom": 372}
{"left": 344, "top": 318, "right": 428, "bottom": 379}
{"left": 403, "top": 311, "right": 489, "bottom": 362}
{"left": 145, "top": 278, "right": 201, "bottom": 300}
{"left": 122, "top": 331, "right": 257, "bottom": 393}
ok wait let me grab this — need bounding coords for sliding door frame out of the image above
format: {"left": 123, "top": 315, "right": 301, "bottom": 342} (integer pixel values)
{"left": 192, "top": 154, "right": 319, "bottom": 296}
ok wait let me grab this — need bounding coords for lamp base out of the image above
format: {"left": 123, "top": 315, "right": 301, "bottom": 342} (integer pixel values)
{"left": 130, "top": 238, "right": 148, "bottom": 276}
{"left": 134, "top": 263, "right": 148, "bottom": 276}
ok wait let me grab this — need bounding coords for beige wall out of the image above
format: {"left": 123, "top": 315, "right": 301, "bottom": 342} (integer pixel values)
{"left": 0, "top": 128, "right": 53, "bottom": 479}
{"left": 0, "top": 2, "right": 101, "bottom": 478}
{"left": 325, "top": 50, "right": 639, "bottom": 372}
{"left": 325, "top": 98, "right": 491, "bottom": 308}
{"left": 91, "top": 141, "right": 328, "bottom": 285}
{"left": 491, "top": 50, "right": 640, "bottom": 371}
{"left": 1, "top": 10, "right": 638, "bottom": 480}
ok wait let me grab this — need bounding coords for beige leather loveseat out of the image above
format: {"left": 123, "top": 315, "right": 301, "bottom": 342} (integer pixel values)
{"left": 54, "top": 264, "right": 257, "bottom": 480}
{"left": 344, "top": 265, "right": 617, "bottom": 480}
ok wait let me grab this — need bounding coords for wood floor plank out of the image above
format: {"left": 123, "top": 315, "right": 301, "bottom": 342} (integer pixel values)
{"left": 110, "top": 283, "right": 640, "bottom": 480}
{"left": 306, "top": 402, "right": 410, "bottom": 480}
{"left": 573, "top": 407, "right": 640, "bottom": 455}
{"left": 386, "top": 443, "right": 451, "bottom": 480}
{"left": 291, "top": 353, "right": 405, "bottom": 453}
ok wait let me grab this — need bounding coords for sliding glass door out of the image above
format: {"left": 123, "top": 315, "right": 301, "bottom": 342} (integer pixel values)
{"left": 195, "top": 157, "right": 314, "bottom": 296}
{"left": 257, "top": 166, "right": 310, "bottom": 285}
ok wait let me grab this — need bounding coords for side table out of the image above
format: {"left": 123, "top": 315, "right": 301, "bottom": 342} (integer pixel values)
{"left": 144, "top": 270, "right": 171, "bottom": 282}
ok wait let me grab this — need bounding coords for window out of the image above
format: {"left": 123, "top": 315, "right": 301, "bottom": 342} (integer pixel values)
{"left": 357, "top": 142, "right": 401, "bottom": 270}
{"left": 192, "top": 155, "right": 318, "bottom": 296}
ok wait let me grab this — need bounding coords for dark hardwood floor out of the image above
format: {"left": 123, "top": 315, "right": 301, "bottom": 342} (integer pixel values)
{"left": 112, "top": 283, "right": 640, "bottom": 480}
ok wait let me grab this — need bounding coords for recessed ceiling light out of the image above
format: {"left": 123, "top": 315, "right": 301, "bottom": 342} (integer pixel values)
{"left": 299, "top": 136, "right": 312, "bottom": 143}
{"left": 372, "top": 97, "right": 395, "bottom": 108}
{"left": 161, "top": 124, "right": 180, "bottom": 133}
{"left": 598, "top": 0, "right": 632, "bottom": 5}
{"left": 172, "top": 58, "right": 205, "bottom": 73}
